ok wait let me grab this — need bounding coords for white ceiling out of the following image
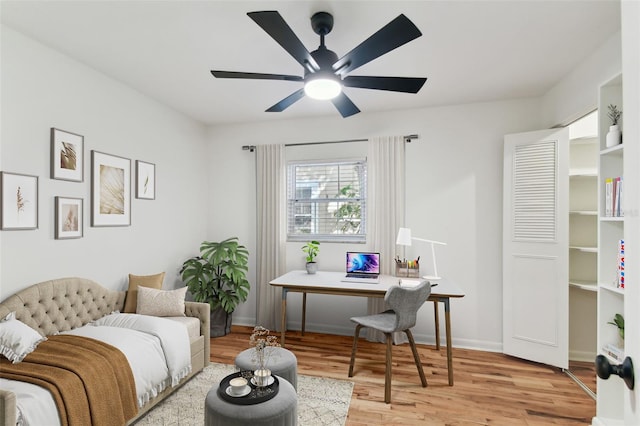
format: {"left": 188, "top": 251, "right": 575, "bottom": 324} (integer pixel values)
{"left": 0, "top": 0, "right": 621, "bottom": 126}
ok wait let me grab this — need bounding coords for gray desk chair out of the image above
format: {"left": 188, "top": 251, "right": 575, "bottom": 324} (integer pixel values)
{"left": 348, "top": 280, "right": 431, "bottom": 403}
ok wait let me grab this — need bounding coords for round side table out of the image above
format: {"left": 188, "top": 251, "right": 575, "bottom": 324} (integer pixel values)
{"left": 204, "top": 376, "right": 297, "bottom": 426}
{"left": 234, "top": 347, "right": 298, "bottom": 390}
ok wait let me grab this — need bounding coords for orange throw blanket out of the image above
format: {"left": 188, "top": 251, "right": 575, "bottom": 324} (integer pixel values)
{"left": 0, "top": 334, "right": 138, "bottom": 426}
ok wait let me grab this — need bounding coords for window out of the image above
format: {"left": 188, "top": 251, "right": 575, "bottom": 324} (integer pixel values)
{"left": 287, "top": 159, "right": 367, "bottom": 242}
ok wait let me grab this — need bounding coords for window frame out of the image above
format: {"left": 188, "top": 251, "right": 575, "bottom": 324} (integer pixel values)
{"left": 286, "top": 158, "right": 367, "bottom": 243}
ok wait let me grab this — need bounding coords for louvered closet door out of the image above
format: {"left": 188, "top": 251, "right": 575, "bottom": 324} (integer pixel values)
{"left": 503, "top": 128, "right": 569, "bottom": 369}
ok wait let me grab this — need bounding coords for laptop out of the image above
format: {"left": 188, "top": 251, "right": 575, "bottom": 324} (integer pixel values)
{"left": 341, "top": 252, "right": 380, "bottom": 284}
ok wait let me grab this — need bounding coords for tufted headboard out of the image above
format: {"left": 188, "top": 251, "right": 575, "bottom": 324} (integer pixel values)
{"left": 0, "top": 277, "right": 125, "bottom": 336}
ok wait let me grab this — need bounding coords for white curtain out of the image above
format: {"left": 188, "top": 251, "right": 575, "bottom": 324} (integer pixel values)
{"left": 366, "top": 135, "right": 406, "bottom": 342}
{"left": 255, "top": 144, "right": 286, "bottom": 331}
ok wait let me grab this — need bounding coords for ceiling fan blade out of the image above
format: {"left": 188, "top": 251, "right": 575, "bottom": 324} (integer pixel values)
{"left": 343, "top": 76, "right": 427, "bottom": 93}
{"left": 332, "top": 14, "right": 422, "bottom": 76}
{"left": 266, "top": 88, "right": 306, "bottom": 112}
{"left": 331, "top": 92, "right": 360, "bottom": 118}
{"left": 211, "top": 70, "right": 303, "bottom": 82}
{"left": 248, "top": 11, "right": 319, "bottom": 72}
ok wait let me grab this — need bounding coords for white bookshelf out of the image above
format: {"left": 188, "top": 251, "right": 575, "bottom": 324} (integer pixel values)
{"left": 596, "top": 74, "right": 624, "bottom": 423}
{"left": 568, "top": 111, "right": 599, "bottom": 362}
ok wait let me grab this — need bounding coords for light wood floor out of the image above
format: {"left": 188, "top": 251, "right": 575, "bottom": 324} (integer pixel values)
{"left": 210, "top": 326, "right": 595, "bottom": 425}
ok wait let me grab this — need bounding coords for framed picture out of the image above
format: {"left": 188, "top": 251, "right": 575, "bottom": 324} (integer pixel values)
{"left": 51, "top": 128, "right": 84, "bottom": 182}
{"left": 136, "top": 160, "right": 156, "bottom": 200}
{"left": 1, "top": 172, "right": 38, "bottom": 230}
{"left": 91, "top": 150, "right": 131, "bottom": 227}
{"left": 55, "top": 197, "right": 83, "bottom": 239}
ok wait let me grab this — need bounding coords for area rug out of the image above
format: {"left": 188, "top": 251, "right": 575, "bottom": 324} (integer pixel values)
{"left": 134, "top": 363, "right": 354, "bottom": 426}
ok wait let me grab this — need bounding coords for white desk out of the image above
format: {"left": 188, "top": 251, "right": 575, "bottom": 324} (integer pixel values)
{"left": 269, "top": 270, "right": 465, "bottom": 385}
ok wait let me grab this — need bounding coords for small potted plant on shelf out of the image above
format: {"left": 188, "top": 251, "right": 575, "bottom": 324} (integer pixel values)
{"left": 302, "top": 240, "right": 320, "bottom": 274}
{"left": 606, "top": 104, "right": 622, "bottom": 147}
{"left": 608, "top": 313, "right": 625, "bottom": 342}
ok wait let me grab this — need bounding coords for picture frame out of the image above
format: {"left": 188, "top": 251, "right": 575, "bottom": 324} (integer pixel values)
{"left": 1, "top": 171, "right": 38, "bottom": 230}
{"left": 135, "top": 160, "right": 156, "bottom": 200}
{"left": 55, "top": 196, "right": 83, "bottom": 239}
{"left": 91, "top": 150, "right": 131, "bottom": 227}
{"left": 51, "top": 128, "right": 84, "bottom": 182}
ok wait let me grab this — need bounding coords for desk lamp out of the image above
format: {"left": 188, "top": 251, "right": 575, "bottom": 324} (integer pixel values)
{"left": 396, "top": 227, "right": 447, "bottom": 280}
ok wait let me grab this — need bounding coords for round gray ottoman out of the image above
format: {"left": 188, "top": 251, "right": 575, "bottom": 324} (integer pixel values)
{"left": 234, "top": 347, "right": 298, "bottom": 390}
{"left": 204, "top": 376, "right": 297, "bottom": 426}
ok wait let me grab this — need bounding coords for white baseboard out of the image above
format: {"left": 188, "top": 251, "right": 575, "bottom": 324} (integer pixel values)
{"left": 591, "top": 416, "right": 625, "bottom": 426}
{"left": 569, "top": 349, "right": 597, "bottom": 363}
{"left": 233, "top": 318, "right": 504, "bottom": 354}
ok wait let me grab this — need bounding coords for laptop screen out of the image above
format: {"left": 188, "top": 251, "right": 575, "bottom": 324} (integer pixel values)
{"left": 346, "top": 252, "right": 380, "bottom": 274}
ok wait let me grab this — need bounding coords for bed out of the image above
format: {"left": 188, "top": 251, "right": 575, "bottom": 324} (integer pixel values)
{"left": 0, "top": 277, "right": 211, "bottom": 425}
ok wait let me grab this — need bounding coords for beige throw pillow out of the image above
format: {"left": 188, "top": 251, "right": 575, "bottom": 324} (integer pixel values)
{"left": 136, "top": 285, "right": 187, "bottom": 317}
{"left": 123, "top": 272, "right": 165, "bottom": 313}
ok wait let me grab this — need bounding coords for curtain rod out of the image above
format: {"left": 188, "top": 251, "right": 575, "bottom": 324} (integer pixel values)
{"left": 242, "top": 134, "right": 418, "bottom": 152}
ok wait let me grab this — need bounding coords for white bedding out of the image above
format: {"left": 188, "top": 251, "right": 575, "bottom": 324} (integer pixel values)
{"left": 1, "top": 313, "right": 191, "bottom": 426}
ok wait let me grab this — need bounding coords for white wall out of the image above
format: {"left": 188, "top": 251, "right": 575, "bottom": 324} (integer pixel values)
{"left": 541, "top": 31, "right": 622, "bottom": 127}
{"left": 0, "top": 26, "right": 209, "bottom": 298}
{"left": 208, "top": 98, "right": 543, "bottom": 351}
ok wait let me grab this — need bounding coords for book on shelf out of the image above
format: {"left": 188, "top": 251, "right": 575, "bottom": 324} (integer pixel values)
{"left": 605, "top": 178, "right": 613, "bottom": 217}
{"left": 602, "top": 343, "right": 624, "bottom": 363}
{"left": 604, "top": 176, "right": 624, "bottom": 217}
{"left": 617, "top": 176, "right": 623, "bottom": 217}
{"left": 618, "top": 239, "right": 625, "bottom": 288}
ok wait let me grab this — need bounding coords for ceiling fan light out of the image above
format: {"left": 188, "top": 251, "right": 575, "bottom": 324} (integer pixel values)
{"left": 304, "top": 77, "right": 342, "bottom": 100}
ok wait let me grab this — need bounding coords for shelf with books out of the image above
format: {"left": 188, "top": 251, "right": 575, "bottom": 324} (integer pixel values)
{"left": 603, "top": 176, "right": 624, "bottom": 218}
{"left": 600, "top": 216, "right": 624, "bottom": 222}
{"left": 596, "top": 73, "right": 624, "bottom": 423}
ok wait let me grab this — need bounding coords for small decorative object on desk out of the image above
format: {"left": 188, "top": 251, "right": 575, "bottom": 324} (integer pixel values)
{"left": 395, "top": 256, "right": 420, "bottom": 278}
{"left": 249, "top": 325, "right": 280, "bottom": 386}
{"left": 302, "top": 240, "right": 320, "bottom": 274}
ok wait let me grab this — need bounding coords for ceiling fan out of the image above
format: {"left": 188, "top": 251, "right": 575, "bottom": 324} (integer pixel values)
{"left": 211, "top": 11, "right": 427, "bottom": 118}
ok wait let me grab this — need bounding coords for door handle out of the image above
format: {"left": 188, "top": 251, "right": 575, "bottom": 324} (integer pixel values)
{"left": 595, "top": 355, "right": 635, "bottom": 390}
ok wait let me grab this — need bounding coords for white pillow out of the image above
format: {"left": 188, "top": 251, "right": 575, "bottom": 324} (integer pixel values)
{"left": 0, "top": 312, "right": 47, "bottom": 363}
{"left": 136, "top": 286, "right": 187, "bottom": 317}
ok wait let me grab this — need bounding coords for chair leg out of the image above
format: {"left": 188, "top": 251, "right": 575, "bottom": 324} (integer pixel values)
{"left": 385, "top": 333, "right": 392, "bottom": 403}
{"left": 349, "top": 324, "right": 363, "bottom": 377}
{"left": 406, "top": 328, "right": 428, "bottom": 387}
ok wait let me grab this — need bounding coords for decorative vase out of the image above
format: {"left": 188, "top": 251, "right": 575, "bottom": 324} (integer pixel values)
{"left": 606, "top": 125, "right": 622, "bottom": 147}
{"left": 306, "top": 262, "right": 318, "bottom": 274}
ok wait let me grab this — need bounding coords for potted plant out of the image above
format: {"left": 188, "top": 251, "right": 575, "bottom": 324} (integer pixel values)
{"left": 302, "top": 240, "right": 320, "bottom": 274}
{"left": 608, "top": 313, "right": 625, "bottom": 342}
{"left": 180, "top": 237, "right": 250, "bottom": 337}
{"left": 606, "top": 104, "right": 622, "bottom": 147}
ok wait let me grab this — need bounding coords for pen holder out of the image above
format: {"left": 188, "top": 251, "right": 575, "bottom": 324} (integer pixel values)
{"left": 395, "top": 263, "right": 420, "bottom": 278}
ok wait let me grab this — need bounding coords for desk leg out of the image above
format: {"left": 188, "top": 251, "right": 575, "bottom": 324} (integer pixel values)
{"left": 444, "top": 298, "right": 453, "bottom": 386}
{"left": 433, "top": 301, "right": 440, "bottom": 350}
{"left": 301, "top": 292, "right": 307, "bottom": 336}
{"left": 281, "top": 288, "right": 288, "bottom": 347}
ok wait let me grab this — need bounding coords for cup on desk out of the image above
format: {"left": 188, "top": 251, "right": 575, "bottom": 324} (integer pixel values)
{"left": 229, "top": 377, "right": 248, "bottom": 395}
{"left": 254, "top": 368, "right": 272, "bottom": 387}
